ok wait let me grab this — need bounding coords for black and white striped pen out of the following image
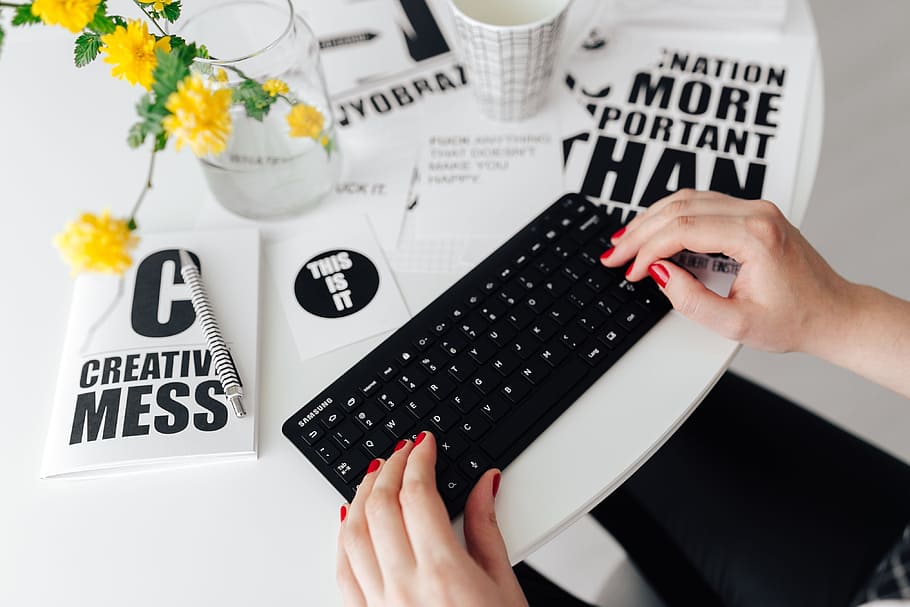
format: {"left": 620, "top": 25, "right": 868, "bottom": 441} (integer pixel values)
{"left": 179, "top": 249, "right": 246, "bottom": 418}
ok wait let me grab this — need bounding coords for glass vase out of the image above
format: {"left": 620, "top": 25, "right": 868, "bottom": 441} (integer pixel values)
{"left": 173, "top": 0, "right": 340, "bottom": 219}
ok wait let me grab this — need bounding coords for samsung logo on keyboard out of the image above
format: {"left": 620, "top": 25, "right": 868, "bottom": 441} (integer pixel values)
{"left": 298, "top": 397, "right": 333, "bottom": 427}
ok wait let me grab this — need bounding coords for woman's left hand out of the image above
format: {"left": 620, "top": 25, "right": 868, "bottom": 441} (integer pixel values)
{"left": 336, "top": 431, "right": 528, "bottom": 607}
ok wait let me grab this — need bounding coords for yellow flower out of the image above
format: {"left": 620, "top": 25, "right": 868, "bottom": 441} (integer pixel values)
{"left": 31, "top": 0, "right": 101, "bottom": 33}
{"left": 101, "top": 20, "right": 171, "bottom": 90}
{"left": 54, "top": 210, "right": 139, "bottom": 276}
{"left": 163, "top": 74, "right": 234, "bottom": 157}
{"left": 287, "top": 103, "right": 325, "bottom": 139}
{"left": 262, "top": 79, "right": 289, "bottom": 97}
{"left": 138, "top": 0, "right": 173, "bottom": 12}
{"left": 215, "top": 69, "right": 229, "bottom": 83}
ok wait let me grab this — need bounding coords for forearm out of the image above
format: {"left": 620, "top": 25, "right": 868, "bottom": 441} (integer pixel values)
{"left": 807, "top": 283, "right": 910, "bottom": 399}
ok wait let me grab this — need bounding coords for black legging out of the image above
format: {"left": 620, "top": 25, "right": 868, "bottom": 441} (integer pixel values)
{"left": 515, "top": 373, "right": 910, "bottom": 607}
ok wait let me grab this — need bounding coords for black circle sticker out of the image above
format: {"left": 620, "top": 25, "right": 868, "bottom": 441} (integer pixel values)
{"left": 294, "top": 249, "right": 380, "bottom": 318}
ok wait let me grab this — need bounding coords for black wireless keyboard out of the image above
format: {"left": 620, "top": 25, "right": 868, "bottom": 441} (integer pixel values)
{"left": 282, "top": 193, "right": 671, "bottom": 517}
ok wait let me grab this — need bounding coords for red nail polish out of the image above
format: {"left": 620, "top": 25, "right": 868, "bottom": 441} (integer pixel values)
{"left": 648, "top": 263, "right": 669, "bottom": 288}
{"left": 625, "top": 264, "right": 634, "bottom": 278}
{"left": 340, "top": 504, "right": 347, "bottom": 522}
{"left": 367, "top": 459, "right": 381, "bottom": 474}
{"left": 599, "top": 248, "right": 614, "bottom": 262}
{"left": 611, "top": 226, "right": 626, "bottom": 240}
{"left": 492, "top": 472, "right": 501, "bottom": 498}
{"left": 414, "top": 431, "right": 428, "bottom": 446}
{"left": 394, "top": 439, "right": 407, "bottom": 452}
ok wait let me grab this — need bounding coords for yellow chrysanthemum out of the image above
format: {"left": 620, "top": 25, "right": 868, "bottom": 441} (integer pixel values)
{"left": 138, "top": 0, "right": 173, "bottom": 12}
{"left": 31, "top": 0, "right": 101, "bottom": 33}
{"left": 262, "top": 79, "right": 289, "bottom": 97}
{"left": 163, "top": 74, "right": 234, "bottom": 157}
{"left": 54, "top": 210, "right": 139, "bottom": 276}
{"left": 100, "top": 20, "right": 171, "bottom": 90}
{"left": 215, "top": 69, "right": 229, "bottom": 83}
{"left": 286, "top": 103, "right": 325, "bottom": 139}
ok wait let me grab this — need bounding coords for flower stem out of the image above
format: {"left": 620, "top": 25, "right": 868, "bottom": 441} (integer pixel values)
{"left": 0, "top": 2, "right": 27, "bottom": 7}
{"left": 132, "top": 0, "right": 168, "bottom": 36}
{"left": 129, "top": 147, "right": 157, "bottom": 227}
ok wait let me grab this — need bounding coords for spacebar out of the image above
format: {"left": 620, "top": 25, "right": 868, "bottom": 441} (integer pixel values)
{"left": 480, "top": 358, "right": 589, "bottom": 460}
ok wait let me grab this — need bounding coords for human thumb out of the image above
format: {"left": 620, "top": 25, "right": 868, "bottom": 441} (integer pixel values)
{"left": 463, "top": 470, "right": 516, "bottom": 586}
{"left": 648, "top": 260, "right": 750, "bottom": 341}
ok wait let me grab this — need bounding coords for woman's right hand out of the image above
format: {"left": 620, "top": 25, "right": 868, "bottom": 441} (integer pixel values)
{"left": 599, "top": 190, "right": 856, "bottom": 355}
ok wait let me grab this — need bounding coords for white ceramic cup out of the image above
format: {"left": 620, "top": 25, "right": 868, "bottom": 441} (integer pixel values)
{"left": 448, "top": 0, "right": 586, "bottom": 121}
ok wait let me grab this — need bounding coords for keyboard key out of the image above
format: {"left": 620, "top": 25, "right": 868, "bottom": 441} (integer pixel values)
{"left": 419, "top": 351, "right": 446, "bottom": 374}
{"left": 576, "top": 309, "right": 607, "bottom": 332}
{"left": 430, "top": 320, "right": 450, "bottom": 335}
{"left": 382, "top": 410, "right": 414, "bottom": 439}
{"left": 539, "top": 341, "right": 570, "bottom": 367}
{"left": 610, "top": 279, "right": 638, "bottom": 302}
{"left": 448, "top": 306, "right": 467, "bottom": 321}
{"left": 514, "top": 252, "right": 531, "bottom": 268}
{"left": 569, "top": 213, "right": 603, "bottom": 242}
{"left": 510, "top": 333, "right": 538, "bottom": 359}
{"left": 332, "top": 419, "right": 363, "bottom": 449}
{"left": 617, "top": 304, "right": 645, "bottom": 331}
{"left": 405, "top": 394, "right": 433, "bottom": 419}
{"left": 470, "top": 367, "right": 501, "bottom": 395}
{"left": 529, "top": 318, "right": 560, "bottom": 342}
{"left": 464, "top": 293, "right": 483, "bottom": 308}
{"left": 341, "top": 395, "right": 361, "bottom": 412}
{"left": 500, "top": 376, "right": 531, "bottom": 403}
{"left": 584, "top": 272, "right": 608, "bottom": 293}
{"left": 560, "top": 325, "right": 588, "bottom": 350}
{"left": 597, "top": 323, "right": 627, "bottom": 349}
{"left": 525, "top": 290, "right": 553, "bottom": 314}
{"left": 528, "top": 240, "right": 544, "bottom": 255}
{"left": 497, "top": 266, "right": 514, "bottom": 281}
{"left": 534, "top": 253, "right": 558, "bottom": 275}
{"left": 438, "top": 468, "right": 468, "bottom": 500}
{"left": 459, "top": 449, "right": 492, "bottom": 480}
{"left": 481, "top": 279, "right": 498, "bottom": 294}
{"left": 519, "top": 358, "right": 551, "bottom": 385}
{"left": 437, "top": 433, "right": 469, "bottom": 460}
{"left": 300, "top": 425, "right": 324, "bottom": 446}
{"left": 428, "top": 404, "right": 459, "bottom": 432}
{"left": 481, "top": 358, "right": 589, "bottom": 459}
{"left": 413, "top": 335, "right": 433, "bottom": 351}
{"left": 447, "top": 357, "right": 477, "bottom": 382}
{"left": 459, "top": 411, "right": 491, "bottom": 441}
{"left": 498, "top": 286, "right": 521, "bottom": 307}
{"left": 562, "top": 260, "right": 587, "bottom": 282}
{"left": 490, "top": 350, "right": 520, "bottom": 376}
{"left": 466, "top": 339, "right": 496, "bottom": 364}
{"left": 378, "top": 362, "right": 398, "bottom": 382}
{"left": 568, "top": 284, "right": 594, "bottom": 308}
{"left": 478, "top": 396, "right": 510, "bottom": 421}
{"left": 378, "top": 385, "right": 406, "bottom": 411}
{"left": 320, "top": 405, "right": 344, "bottom": 429}
{"left": 333, "top": 450, "right": 370, "bottom": 484}
{"left": 595, "top": 295, "right": 621, "bottom": 317}
{"left": 547, "top": 300, "right": 577, "bottom": 326}
{"left": 427, "top": 375, "right": 456, "bottom": 401}
{"left": 396, "top": 350, "right": 415, "bottom": 366}
{"left": 316, "top": 441, "right": 340, "bottom": 464}
{"left": 440, "top": 333, "right": 467, "bottom": 356}
{"left": 459, "top": 316, "right": 488, "bottom": 340}
{"left": 399, "top": 367, "right": 427, "bottom": 392}
{"left": 579, "top": 341, "right": 609, "bottom": 366}
{"left": 552, "top": 237, "right": 578, "bottom": 260}
{"left": 506, "top": 305, "right": 535, "bottom": 330}
{"left": 353, "top": 402, "right": 383, "bottom": 430}
{"left": 450, "top": 389, "right": 480, "bottom": 414}
{"left": 517, "top": 267, "right": 544, "bottom": 291}
{"left": 544, "top": 276, "right": 571, "bottom": 297}
{"left": 487, "top": 322, "right": 517, "bottom": 347}
{"left": 361, "top": 431, "right": 393, "bottom": 458}
{"left": 360, "top": 379, "right": 381, "bottom": 398}
{"left": 479, "top": 300, "right": 506, "bottom": 323}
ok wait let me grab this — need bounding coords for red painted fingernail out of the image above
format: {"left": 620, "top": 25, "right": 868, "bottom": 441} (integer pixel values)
{"left": 611, "top": 226, "right": 626, "bottom": 240}
{"left": 648, "top": 263, "right": 669, "bottom": 288}
{"left": 367, "top": 459, "right": 381, "bottom": 474}
{"left": 394, "top": 439, "right": 407, "bottom": 452}
{"left": 340, "top": 504, "right": 347, "bottom": 522}
{"left": 625, "top": 264, "right": 634, "bottom": 278}
{"left": 599, "top": 247, "right": 614, "bottom": 262}
{"left": 492, "top": 472, "right": 501, "bottom": 498}
{"left": 414, "top": 431, "right": 428, "bottom": 446}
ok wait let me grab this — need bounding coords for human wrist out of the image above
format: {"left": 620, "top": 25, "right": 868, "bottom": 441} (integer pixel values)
{"left": 798, "top": 278, "right": 868, "bottom": 362}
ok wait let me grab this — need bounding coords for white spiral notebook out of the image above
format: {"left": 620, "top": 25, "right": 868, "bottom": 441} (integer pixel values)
{"left": 40, "top": 229, "right": 260, "bottom": 479}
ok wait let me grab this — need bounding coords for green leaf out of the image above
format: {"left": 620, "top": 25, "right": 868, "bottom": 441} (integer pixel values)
{"left": 232, "top": 79, "right": 277, "bottom": 122}
{"left": 168, "top": 34, "right": 186, "bottom": 50}
{"left": 73, "top": 32, "right": 101, "bottom": 67}
{"left": 150, "top": 43, "right": 195, "bottom": 102}
{"left": 162, "top": 1, "right": 181, "bottom": 23}
{"left": 154, "top": 131, "right": 168, "bottom": 151}
{"left": 0, "top": 24, "right": 5, "bottom": 58}
{"left": 12, "top": 4, "right": 42, "bottom": 26}
{"left": 87, "top": 0, "right": 116, "bottom": 34}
